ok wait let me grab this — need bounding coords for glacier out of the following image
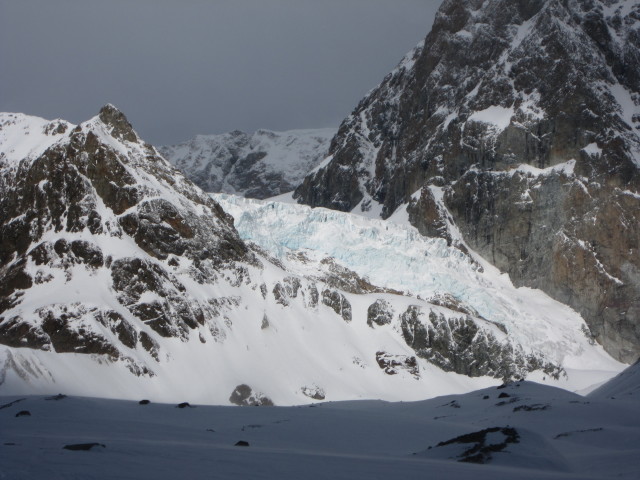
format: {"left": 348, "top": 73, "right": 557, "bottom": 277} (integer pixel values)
{"left": 215, "top": 193, "right": 624, "bottom": 379}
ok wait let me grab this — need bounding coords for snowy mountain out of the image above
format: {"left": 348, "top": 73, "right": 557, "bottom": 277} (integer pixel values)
{"left": 0, "top": 107, "right": 623, "bottom": 405}
{"left": 2, "top": 366, "right": 639, "bottom": 479}
{"left": 295, "top": 0, "right": 640, "bottom": 364}
{"left": 159, "top": 128, "right": 334, "bottom": 198}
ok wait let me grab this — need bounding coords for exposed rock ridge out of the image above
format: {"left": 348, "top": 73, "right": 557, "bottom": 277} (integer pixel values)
{"left": 294, "top": 0, "right": 640, "bottom": 362}
{"left": 0, "top": 106, "right": 251, "bottom": 373}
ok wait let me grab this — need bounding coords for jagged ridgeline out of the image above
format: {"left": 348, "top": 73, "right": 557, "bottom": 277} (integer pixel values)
{"left": 0, "top": 104, "right": 616, "bottom": 404}
{"left": 295, "top": 0, "right": 640, "bottom": 363}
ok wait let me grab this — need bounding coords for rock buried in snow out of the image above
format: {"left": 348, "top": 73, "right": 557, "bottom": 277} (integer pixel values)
{"left": 514, "top": 404, "right": 550, "bottom": 413}
{"left": 229, "top": 384, "right": 274, "bottom": 406}
{"left": 301, "top": 385, "right": 325, "bottom": 400}
{"left": 234, "top": 441, "right": 250, "bottom": 447}
{"left": 375, "top": 351, "right": 419, "bottom": 379}
{"left": 45, "top": 394, "right": 67, "bottom": 401}
{"left": 176, "top": 402, "right": 191, "bottom": 409}
{"left": 63, "top": 443, "right": 106, "bottom": 451}
{"left": 425, "top": 427, "right": 520, "bottom": 464}
{"left": 15, "top": 410, "right": 31, "bottom": 417}
{"left": 0, "top": 399, "right": 26, "bottom": 410}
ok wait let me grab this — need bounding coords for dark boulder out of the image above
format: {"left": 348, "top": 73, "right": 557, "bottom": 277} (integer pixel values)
{"left": 229, "top": 384, "right": 274, "bottom": 406}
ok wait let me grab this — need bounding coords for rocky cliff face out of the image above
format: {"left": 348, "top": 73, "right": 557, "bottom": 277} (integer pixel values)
{"left": 3, "top": 106, "right": 603, "bottom": 404}
{"left": 160, "top": 128, "right": 333, "bottom": 198}
{"left": 295, "top": 0, "right": 640, "bottom": 363}
{"left": 0, "top": 106, "right": 251, "bottom": 373}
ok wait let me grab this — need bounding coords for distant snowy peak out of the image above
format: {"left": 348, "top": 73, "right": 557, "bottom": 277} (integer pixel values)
{"left": 294, "top": 0, "right": 640, "bottom": 364}
{"left": 160, "top": 128, "right": 334, "bottom": 199}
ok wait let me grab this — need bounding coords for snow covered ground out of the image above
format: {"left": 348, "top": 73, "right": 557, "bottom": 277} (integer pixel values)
{"left": 1, "top": 364, "right": 638, "bottom": 480}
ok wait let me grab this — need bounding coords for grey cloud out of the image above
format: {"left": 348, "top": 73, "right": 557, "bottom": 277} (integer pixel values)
{"left": 0, "top": 0, "right": 442, "bottom": 144}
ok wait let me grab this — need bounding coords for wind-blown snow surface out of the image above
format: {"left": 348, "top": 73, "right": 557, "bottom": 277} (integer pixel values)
{"left": 214, "top": 194, "right": 624, "bottom": 388}
{"left": 1, "top": 375, "right": 638, "bottom": 479}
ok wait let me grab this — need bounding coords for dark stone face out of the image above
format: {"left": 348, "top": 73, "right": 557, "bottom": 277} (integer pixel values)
{"left": 399, "top": 306, "right": 563, "bottom": 381}
{"left": 229, "top": 384, "right": 274, "bottom": 406}
{"left": 375, "top": 351, "right": 420, "bottom": 378}
{"left": 432, "top": 426, "right": 521, "bottom": 464}
{"left": 294, "top": 0, "right": 640, "bottom": 363}
{"left": 367, "top": 299, "right": 394, "bottom": 327}
{"left": 321, "top": 289, "right": 352, "bottom": 322}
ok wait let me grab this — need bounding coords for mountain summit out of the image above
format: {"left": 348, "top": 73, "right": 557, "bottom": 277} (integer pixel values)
{"left": 295, "top": 0, "right": 640, "bottom": 363}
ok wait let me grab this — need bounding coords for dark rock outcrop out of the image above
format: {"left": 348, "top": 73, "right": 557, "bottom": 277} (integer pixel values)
{"left": 375, "top": 351, "right": 420, "bottom": 378}
{"left": 400, "top": 306, "right": 563, "bottom": 381}
{"left": 63, "top": 443, "right": 106, "bottom": 451}
{"left": 431, "top": 426, "right": 520, "bottom": 464}
{"left": 321, "top": 289, "right": 352, "bottom": 322}
{"left": 367, "top": 299, "right": 394, "bottom": 327}
{"left": 295, "top": 0, "right": 640, "bottom": 362}
{"left": 301, "top": 385, "right": 326, "bottom": 400}
{"left": 229, "top": 384, "right": 274, "bottom": 406}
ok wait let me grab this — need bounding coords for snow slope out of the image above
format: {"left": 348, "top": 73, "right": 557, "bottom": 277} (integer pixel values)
{"left": 2, "top": 374, "right": 638, "bottom": 479}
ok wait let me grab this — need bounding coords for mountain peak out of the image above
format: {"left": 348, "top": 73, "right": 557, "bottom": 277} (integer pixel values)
{"left": 294, "top": 0, "right": 640, "bottom": 363}
{"left": 98, "top": 103, "right": 138, "bottom": 143}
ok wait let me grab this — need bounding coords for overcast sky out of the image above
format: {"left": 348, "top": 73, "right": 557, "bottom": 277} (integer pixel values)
{"left": 1, "top": 0, "right": 441, "bottom": 145}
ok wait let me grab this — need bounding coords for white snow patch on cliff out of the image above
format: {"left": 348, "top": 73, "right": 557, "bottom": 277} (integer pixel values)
{"left": 468, "top": 106, "right": 514, "bottom": 131}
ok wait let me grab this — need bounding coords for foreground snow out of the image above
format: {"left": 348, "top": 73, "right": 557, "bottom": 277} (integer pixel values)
{"left": 2, "top": 368, "right": 638, "bottom": 480}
